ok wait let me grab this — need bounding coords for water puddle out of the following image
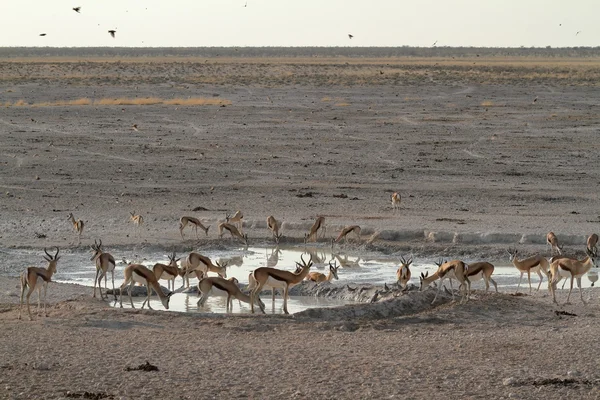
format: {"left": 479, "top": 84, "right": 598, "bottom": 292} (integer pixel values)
{"left": 1, "top": 246, "right": 598, "bottom": 314}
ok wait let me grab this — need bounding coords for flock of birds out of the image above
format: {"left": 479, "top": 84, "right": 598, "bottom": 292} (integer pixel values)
{"left": 37, "top": 5, "right": 361, "bottom": 43}
{"left": 38, "top": 6, "right": 117, "bottom": 39}
{"left": 17, "top": 191, "right": 600, "bottom": 320}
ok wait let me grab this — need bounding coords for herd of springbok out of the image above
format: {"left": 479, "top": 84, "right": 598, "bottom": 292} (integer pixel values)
{"left": 17, "top": 192, "right": 599, "bottom": 320}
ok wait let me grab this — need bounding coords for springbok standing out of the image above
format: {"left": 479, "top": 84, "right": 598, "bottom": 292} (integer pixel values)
{"left": 152, "top": 251, "right": 181, "bottom": 291}
{"left": 129, "top": 211, "right": 144, "bottom": 236}
{"left": 19, "top": 247, "right": 60, "bottom": 320}
{"left": 304, "top": 216, "right": 325, "bottom": 243}
{"left": 396, "top": 255, "right": 412, "bottom": 289}
{"left": 247, "top": 264, "right": 302, "bottom": 305}
{"left": 587, "top": 234, "right": 598, "bottom": 255}
{"left": 181, "top": 252, "right": 227, "bottom": 288}
{"left": 90, "top": 239, "right": 116, "bottom": 300}
{"left": 67, "top": 213, "right": 84, "bottom": 244}
{"left": 391, "top": 192, "right": 401, "bottom": 211}
{"left": 250, "top": 254, "right": 313, "bottom": 314}
{"left": 546, "top": 231, "right": 563, "bottom": 256}
{"left": 548, "top": 247, "right": 598, "bottom": 305}
{"left": 507, "top": 248, "right": 549, "bottom": 294}
{"left": 226, "top": 211, "right": 244, "bottom": 232}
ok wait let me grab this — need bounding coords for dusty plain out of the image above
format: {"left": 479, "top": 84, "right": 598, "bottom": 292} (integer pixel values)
{"left": 1, "top": 50, "right": 600, "bottom": 399}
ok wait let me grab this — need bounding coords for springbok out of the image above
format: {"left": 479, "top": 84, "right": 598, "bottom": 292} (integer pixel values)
{"left": 304, "top": 216, "right": 325, "bottom": 243}
{"left": 507, "top": 248, "right": 549, "bottom": 294}
{"left": 391, "top": 192, "right": 401, "bottom": 210}
{"left": 218, "top": 222, "right": 248, "bottom": 245}
{"left": 181, "top": 252, "right": 227, "bottom": 288}
{"left": 333, "top": 225, "right": 361, "bottom": 244}
{"left": 548, "top": 247, "right": 598, "bottom": 305}
{"left": 179, "top": 266, "right": 204, "bottom": 288}
{"left": 19, "top": 247, "right": 60, "bottom": 320}
{"left": 266, "top": 215, "right": 283, "bottom": 243}
{"left": 90, "top": 239, "right": 117, "bottom": 300}
{"left": 464, "top": 262, "right": 498, "bottom": 292}
{"left": 152, "top": 251, "right": 181, "bottom": 291}
{"left": 546, "top": 231, "right": 563, "bottom": 256}
{"left": 179, "top": 216, "right": 210, "bottom": 239}
{"left": 118, "top": 264, "right": 173, "bottom": 309}
{"left": 419, "top": 259, "right": 470, "bottom": 304}
{"left": 197, "top": 276, "right": 264, "bottom": 311}
{"left": 250, "top": 254, "right": 313, "bottom": 314}
{"left": 129, "top": 211, "right": 144, "bottom": 236}
{"left": 226, "top": 211, "right": 244, "bottom": 232}
{"left": 67, "top": 213, "right": 84, "bottom": 244}
{"left": 587, "top": 234, "right": 598, "bottom": 255}
{"left": 247, "top": 264, "right": 302, "bottom": 304}
{"left": 396, "top": 256, "right": 412, "bottom": 289}
{"left": 306, "top": 260, "right": 339, "bottom": 283}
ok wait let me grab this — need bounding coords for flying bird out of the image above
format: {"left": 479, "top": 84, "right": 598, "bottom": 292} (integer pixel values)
{"left": 73, "top": 6, "right": 81, "bottom": 13}
{"left": 348, "top": 34, "right": 353, "bottom": 39}
{"left": 533, "top": 96, "right": 538, "bottom": 103}
{"left": 132, "top": 124, "right": 139, "bottom": 131}
{"left": 432, "top": 40, "right": 438, "bottom": 47}
{"left": 39, "top": 33, "right": 47, "bottom": 36}
{"left": 108, "top": 30, "right": 116, "bottom": 38}
{"left": 576, "top": 31, "right": 582, "bottom": 36}
{"left": 244, "top": 1, "right": 247, "bottom": 6}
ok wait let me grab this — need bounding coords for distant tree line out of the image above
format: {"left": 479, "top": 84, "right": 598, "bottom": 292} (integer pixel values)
{"left": 1, "top": 46, "right": 599, "bottom": 58}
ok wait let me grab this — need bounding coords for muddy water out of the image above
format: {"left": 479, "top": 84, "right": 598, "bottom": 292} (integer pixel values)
{"left": 1, "top": 246, "right": 598, "bottom": 314}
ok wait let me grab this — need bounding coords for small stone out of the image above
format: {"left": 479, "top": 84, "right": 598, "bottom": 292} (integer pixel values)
{"left": 567, "top": 370, "right": 581, "bottom": 377}
{"left": 33, "top": 363, "right": 50, "bottom": 371}
{"left": 503, "top": 377, "right": 518, "bottom": 386}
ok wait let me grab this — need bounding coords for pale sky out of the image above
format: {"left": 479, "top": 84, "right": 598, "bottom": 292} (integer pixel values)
{"left": 1, "top": 0, "right": 598, "bottom": 48}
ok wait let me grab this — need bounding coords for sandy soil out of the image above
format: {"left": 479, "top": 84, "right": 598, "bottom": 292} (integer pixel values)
{"left": 1, "top": 55, "right": 600, "bottom": 399}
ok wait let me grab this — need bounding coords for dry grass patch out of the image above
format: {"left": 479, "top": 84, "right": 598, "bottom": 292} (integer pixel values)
{"left": 95, "top": 97, "right": 162, "bottom": 105}
{"left": 163, "top": 98, "right": 231, "bottom": 106}
{"left": 480, "top": 100, "right": 495, "bottom": 107}
{"left": 334, "top": 102, "right": 351, "bottom": 107}
{"left": 33, "top": 98, "right": 92, "bottom": 107}
{"left": 5, "top": 97, "right": 231, "bottom": 107}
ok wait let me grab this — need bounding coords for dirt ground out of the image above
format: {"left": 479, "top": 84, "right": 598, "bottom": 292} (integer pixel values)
{"left": 1, "top": 54, "right": 600, "bottom": 399}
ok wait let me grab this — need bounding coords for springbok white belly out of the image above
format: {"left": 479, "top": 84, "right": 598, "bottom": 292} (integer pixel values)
{"left": 205, "top": 287, "right": 229, "bottom": 296}
{"left": 399, "top": 266, "right": 409, "bottom": 279}
{"left": 132, "top": 271, "right": 148, "bottom": 285}
{"left": 160, "top": 272, "right": 175, "bottom": 280}
{"left": 248, "top": 275, "right": 297, "bottom": 291}
{"left": 557, "top": 267, "right": 586, "bottom": 280}
{"left": 35, "top": 276, "right": 46, "bottom": 289}
{"left": 466, "top": 271, "right": 483, "bottom": 282}
{"left": 529, "top": 265, "right": 544, "bottom": 274}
